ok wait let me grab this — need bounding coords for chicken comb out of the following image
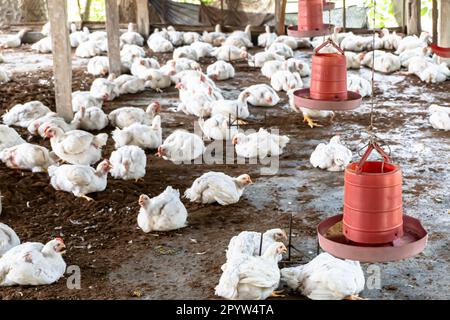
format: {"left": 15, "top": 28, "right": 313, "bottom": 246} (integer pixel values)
{"left": 55, "top": 237, "right": 64, "bottom": 244}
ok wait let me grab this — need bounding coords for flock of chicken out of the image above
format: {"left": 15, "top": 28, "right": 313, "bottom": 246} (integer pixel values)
{"left": 0, "top": 21, "right": 448, "bottom": 298}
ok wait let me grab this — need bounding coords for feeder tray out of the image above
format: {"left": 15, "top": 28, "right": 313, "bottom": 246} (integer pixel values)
{"left": 287, "top": 24, "right": 333, "bottom": 38}
{"left": 317, "top": 214, "right": 428, "bottom": 262}
{"left": 429, "top": 43, "right": 450, "bottom": 58}
{"left": 293, "top": 88, "right": 362, "bottom": 111}
{"left": 323, "top": 1, "right": 335, "bottom": 10}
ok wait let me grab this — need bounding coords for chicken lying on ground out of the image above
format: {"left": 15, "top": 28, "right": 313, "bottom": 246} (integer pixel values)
{"left": 0, "top": 223, "right": 20, "bottom": 257}
{"left": 27, "top": 113, "right": 80, "bottom": 138}
{"left": 137, "top": 186, "right": 188, "bottom": 232}
{"left": 120, "top": 23, "right": 144, "bottom": 46}
{"left": 72, "top": 91, "right": 103, "bottom": 113}
{"left": 258, "top": 25, "right": 277, "bottom": 48}
{"left": 288, "top": 89, "right": 335, "bottom": 128}
{"left": 242, "top": 84, "right": 280, "bottom": 107}
{"left": 215, "top": 242, "right": 287, "bottom": 300}
{"left": 198, "top": 114, "right": 238, "bottom": 141}
{"left": 281, "top": 252, "right": 365, "bottom": 300}
{"left": 108, "top": 102, "right": 160, "bottom": 129}
{"left": 212, "top": 45, "right": 248, "bottom": 62}
{"left": 109, "top": 145, "right": 146, "bottom": 181}
{"left": 44, "top": 126, "right": 108, "bottom": 166}
{"left": 224, "top": 229, "right": 287, "bottom": 264}
{"left": 90, "top": 74, "right": 119, "bottom": 101}
{"left": 87, "top": 56, "right": 109, "bottom": 76}
{"left": 73, "top": 106, "right": 109, "bottom": 131}
{"left": 271, "top": 70, "right": 303, "bottom": 92}
{"left": 113, "top": 74, "right": 146, "bottom": 95}
{"left": 48, "top": 159, "right": 112, "bottom": 201}
{"left": 429, "top": 104, "right": 450, "bottom": 131}
{"left": 347, "top": 74, "right": 372, "bottom": 98}
{"left": 0, "top": 67, "right": 10, "bottom": 84}
{"left": 202, "top": 24, "right": 226, "bottom": 47}
{"left": 0, "top": 29, "right": 28, "bottom": 49}
{"left": 310, "top": 136, "right": 352, "bottom": 172}
{"left": 112, "top": 116, "right": 162, "bottom": 149}
{"left": 0, "top": 238, "right": 66, "bottom": 286}
{"left": 0, "top": 125, "right": 25, "bottom": 151}
{"left": 2, "top": 101, "right": 52, "bottom": 128}
{"left": 156, "top": 130, "right": 205, "bottom": 163}
{"left": 210, "top": 91, "right": 252, "bottom": 121}
{"left": 184, "top": 172, "right": 253, "bottom": 206}
{"left": 232, "top": 128, "right": 290, "bottom": 159}
{"left": 206, "top": 60, "right": 235, "bottom": 81}
{"left": 0, "top": 143, "right": 57, "bottom": 172}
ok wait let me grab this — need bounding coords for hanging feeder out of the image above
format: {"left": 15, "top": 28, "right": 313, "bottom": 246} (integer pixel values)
{"left": 323, "top": 0, "right": 335, "bottom": 11}
{"left": 317, "top": 141, "right": 428, "bottom": 263}
{"left": 292, "top": 40, "right": 362, "bottom": 111}
{"left": 288, "top": 0, "right": 333, "bottom": 38}
{"left": 429, "top": 42, "right": 450, "bottom": 58}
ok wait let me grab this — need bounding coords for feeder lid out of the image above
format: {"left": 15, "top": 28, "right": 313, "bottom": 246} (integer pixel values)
{"left": 287, "top": 24, "right": 333, "bottom": 38}
{"left": 292, "top": 88, "right": 362, "bottom": 111}
{"left": 317, "top": 214, "right": 428, "bottom": 263}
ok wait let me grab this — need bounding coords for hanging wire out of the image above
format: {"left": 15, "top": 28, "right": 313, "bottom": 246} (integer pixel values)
{"left": 368, "top": 0, "right": 377, "bottom": 141}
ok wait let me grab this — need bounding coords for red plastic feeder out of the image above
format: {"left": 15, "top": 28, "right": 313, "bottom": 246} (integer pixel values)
{"left": 288, "top": 0, "right": 332, "bottom": 38}
{"left": 292, "top": 40, "right": 362, "bottom": 111}
{"left": 317, "top": 142, "right": 428, "bottom": 262}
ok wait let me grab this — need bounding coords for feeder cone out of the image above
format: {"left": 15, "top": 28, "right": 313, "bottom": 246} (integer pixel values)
{"left": 287, "top": 0, "right": 333, "bottom": 38}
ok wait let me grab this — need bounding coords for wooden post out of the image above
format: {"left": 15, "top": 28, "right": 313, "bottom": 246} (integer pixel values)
{"left": 438, "top": 0, "right": 450, "bottom": 64}
{"left": 275, "top": 0, "right": 287, "bottom": 35}
{"left": 136, "top": 0, "right": 150, "bottom": 38}
{"left": 432, "top": 0, "right": 438, "bottom": 44}
{"left": 402, "top": 0, "right": 406, "bottom": 34}
{"left": 47, "top": 0, "right": 73, "bottom": 121}
{"left": 343, "top": 0, "right": 346, "bottom": 32}
{"left": 105, "top": 0, "right": 121, "bottom": 76}
{"left": 406, "top": 0, "right": 421, "bottom": 35}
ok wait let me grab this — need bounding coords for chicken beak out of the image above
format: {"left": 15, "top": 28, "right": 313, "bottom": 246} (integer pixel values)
{"left": 248, "top": 178, "right": 253, "bottom": 184}
{"left": 138, "top": 195, "right": 147, "bottom": 207}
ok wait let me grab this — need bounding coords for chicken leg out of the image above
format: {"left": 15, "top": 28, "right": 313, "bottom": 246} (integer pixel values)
{"left": 80, "top": 195, "right": 94, "bottom": 202}
{"left": 303, "top": 114, "right": 322, "bottom": 128}
{"left": 344, "top": 294, "right": 367, "bottom": 300}
{"left": 270, "top": 290, "right": 285, "bottom": 298}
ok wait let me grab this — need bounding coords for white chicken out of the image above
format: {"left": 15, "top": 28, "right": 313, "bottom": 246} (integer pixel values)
{"left": 212, "top": 45, "right": 248, "bottom": 62}
{"left": 0, "top": 223, "right": 20, "bottom": 257}
{"left": 161, "top": 59, "right": 201, "bottom": 80}
{"left": 89, "top": 31, "right": 107, "bottom": 42}
{"left": 281, "top": 252, "right": 365, "bottom": 300}
{"left": 143, "top": 68, "right": 171, "bottom": 92}
{"left": 164, "top": 26, "right": 182, "bottom": 46}
{"left": 232, "top": 128, "right": 290, "bottom": 159}
{"left": 429, "top": 104, "right": 450, "bottom": 131}
{"left": 275, "top": 35, "right": 308, "bottom": 50}
{"left": 44, "top": 126, "right": 108, "bottom": 165}
{"left": 0, "top": 125, "right": 25, "bottom": 151}
{"left": 121, "top": 44, "right": 147, "bottom": 68}
{"left": 215, "top": 242, "right": 286, "bottom": 300}
{"left": 266, "top": 42, "right": 294, "bottom": 59}
{"left": 27, "top": 113, "right": 79, "bottom": 138}
{"left": 69, "top": 24, "right": 90, "bottom": 48}
{"left": 282, "top": 58, "right": 311, "bottom": 77}
{"left": 112, "top": 116, "right": 162, "bottom": 149}
{"left": 242, "top": 84, "right": 280, "bottom": 107}
{"left": 288, "top": 88, "right": 335, "bottom": 128}
{"left": 361, "top": 51, "right": 401, "bottom": 74}
{"left": 0, "top": 143, "right": 56, "bottom": 172}
{"left": 185, "top": 172, "right": 252, "bottom": 205}
{"left": 210, "top": 91, "right": 252, "bottom": 120}
{"left": 108, "top": 102, "right": 160, "bottom": 129}
{"left": 395, "top": 32, "right": 431, "bottom": 55}
{"left": 138, "top": 186, "right": 188, "bottom": 232}
{"left": 0, "top": 238, "right": 66, "bottom": 286}
{"left": 271, "top": 70, "right": 302, "bottom": 92}
{"left": 345, "top": 51, "right": 361, "bottom": 69}
{"left": 364, "top": 33, "right": 384, "bottom": 51}
{"left": 2, "top": 101, "right": 51, "bottom": 128}
{"left": 173, "top": 45, "right": 199, "bottom": 61}
{"left": 90, "top": 74, "right": 119, "bottom": 101}
{"left": 109, "top": 145, "right": 146, "bottom": 181}
{"left": 224, "top": 229, "right": 287, "bottom": 262}
{"left": 190, "top": 41, "right": 214, "bottom": 59}
{"left": 224, "top": 35, "right": 254, "bottom": 49}
{"left": 381, "top": 28, "right": 402, "bottom": 50}
{"left": 261, "top": 60, "right": 284, "bottom": 79}
{"left": 258, "top": 25, "right": 277, "bottom": 48}
{"left": 75, "top": 40, "right": 102, "bottom": 58}
{"left": 120, "top": 23, "right": 144, "bottom": 46}
{"left": 113, "top": 74, "right": 146, "bottom": 95}
{"left": 0, "top": 29, "right": 27, "bottom": 49}
{"left": 156, "top": 130, "right": 205, "bottom": 163}
{"left": 0, "top": 67, "right": 10, "bottom": 84}
{"left": 176, "top": 91, "right": 214, "bottom": 118}
{"left": 248, "top": 51, "right": 285, "bottom": 68}
{"left": 147, "top": 34, "right": 174, "bottom": 53}
{"left": 130, "top": 57, "right": 162, "bottom": 79}
{"left": 87, "top": 56, "right": 109, "bottom": 76}
{"left": 399, "top": 47, "right": 432, "bottom": 68}
{"left": 48, "top": 160, "right": 111, "bottom": 200}
{"left": 347, "top": 74, "right": 372, "bottom": 98}
{"left": 310, "top": 136, "right": 352, "bottom": 172}
{"left": 73, "top": 106, "right": 109, "bottom": 131}
{"left": 206, "top": 60, "right": 235, "bottom": 81}
{"left": 340, "top": 33, "right": 366, "bottom": 52}
{"left": 198, "top": 114, "right": 238, "bottom": 141}
{"left": 72, "top": 91, "right": 103, "bottom": 113}
{"left": 183, "top": 31, "right": 201, "bottom": 45}
{"left": 202, "top": 24, "right": 226, "bottom": 47}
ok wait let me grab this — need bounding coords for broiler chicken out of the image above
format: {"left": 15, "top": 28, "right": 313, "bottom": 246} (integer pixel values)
{"left": 347, "top": 74, "right": 372, "bottom": 98}
{"left": 72, "top": 91, "right": 103, "bottom": 113}
{"left": 198, "top": 114, "right": 238, "bottom": 141}
{"left": 206, "top": 60, "right": 235, "bottom": 81}
{"left": 48, "top": 160, "right": 111, "bottom": 200}
{"left": 310, "top": 136, "right": 352, "bottom": 172}
{"left": 266, "top": 42, "right": 294, "bottom": 59}
{"left": 0, "top": 67, "right": 10, "bottom": 84}
{"left": 381, "top": 28, "right": 401, "bottom": 50}
{"left": 210, "top": 91, "right": 252, "bottom": 120}
{"left": 87, "top": 56, "right": 109, "bottom": 76}
{"left": 0, "top": 125, "right": 25, "bottom": 151}
{"left": 395, "top": 32, "right": 431, "bottom": 55}
{"left": 274, "top": 35, "right": 308, "bottom": 50}
{"left": 258, "top": 25, "right": 277, "bottom": 48}
{"left": 108, "top": 102, "right": 160, "bottom": 129}
{"left": 340, "top": 33, "right": 366, "bottom": 52}
{"left": 166, "top": 26, "right": 184, "bottom": 46}
{"left": 282, "top": 58, "right": 311, "bottom": 77}
{"left": 44, "top": 126, "right": 108, "bottom": 165}
{"left": 232, "top": 128, "right": 290, "bottom": 159}
{"left": 69, "top": 24, "right": 89, "bottom": 48}
{"left": 212, "top": 45, "right": 248, "bottom": 62}
{"left": 0, "top": 223, "right": 20, "bottom": 257}
{"left": 31, "top": 37, "right": 52, "bottom": 53}
{"left": 147, "top": 33, "right": 173, "bottom": 53}
{"left": 429, "top": 104, "right": 450, "bottom": 131}
{"left": 261, "top": 60, "right": 284, "bottom": 79}
{"left": 184, "top": 171, "right": 252, "bottom": 205}
{"left": 190, "top": 41, "right": 214, "bottom": 59}
{"left": 242, "top": 84, "right": 280, "bottom": 107}
{"left": 2, "top": 101, "right": 51, "bottom": 128}
{"left": 271, "top": 70, "right": 303, "bottom": 92}
{"left": 90, "top": 74, "right": 119, "bottom": 101}
{"left": 202, "top": 24, "right": 226, "bottom": 47}
{"left": 75, "top": 40, "right": 102, "bottom": 58}
{"left": 183, "top": 32, "right": 201, "bottom": 45}
{"left": 113, "top": 74, "right": 146, "bottom": 95}
{"left": 215, "top": 242, "right": 286, "bottom": 300}
{"left": 345, "top": 52, "right": 361, "bottom": 69}
{"left": 73, "top": 106, "right": 109, "bottom": 131}
{"left": 137, "top": 186, "right": 188, "bottom": 232}
{"left": 0, "top": 143, "right": 56, "bottom": 172}
{"left": 110, "top": 145, "right": 146, "bottom": 180}
{"left": 112, "top": 116, "right": 162, "bottom": 149}
{"left": 157, "top": 130, "right": 205, "bottom": 163}
{"left": 281, "top": 252, "right": 365, "bottom": 300}
{"left": 27, "top": 113, "right": 80, "bottom": 138}
{"left": 176, "top": 91, "right": 214, "bottom": 118}
{"left": 248, "top": 51, "right": 285, "bottom": 68}
{"left": 173, "top": 46, "right": 199, "bottom": 61}
{"left": 0, "top": 29, "right": 27, "bottom": 49}
{"left": 288, "top": 89, "right": 335, "bottom": 128}
{"left": 120, "top": 23, "right": 144, "bottom": 46}
{"left": 0, "top": 238, "right": 66, "bottom": 286}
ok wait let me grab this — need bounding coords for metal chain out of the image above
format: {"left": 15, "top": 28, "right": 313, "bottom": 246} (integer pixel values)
{"left": 369, "top": 0, "right": 377, "bottom": 142}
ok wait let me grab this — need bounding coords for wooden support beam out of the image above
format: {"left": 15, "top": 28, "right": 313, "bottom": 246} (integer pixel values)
{"left": 438, "top": 0, "right": 450, "bottom": 64}
{"left": 136, "top": 0, "right": 150, "bottom": 38}
{"left": 432, "top": 0, "right": 438, "bottom": 44}
{"left": 47, "top": 0, "right": 73, "bottom": 121}
{"left": 105, "top": 0, "right": 121, "bottom": 76}
{"left": 402, "top": 0, "right": 407, "bottom": 34}
{"left": 406, "top": 0, "right": 421, "bottom": 35}
{"left": 343, "top": 0, "right": 346, "bottom": 32}
{"left": 275, "top": 0, "right": 287, "bottom": 35}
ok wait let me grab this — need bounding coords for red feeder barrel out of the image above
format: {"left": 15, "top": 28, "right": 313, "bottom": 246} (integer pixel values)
{"left": 298, "top": 0, "right": 324, "bottom": 31}
{"left": 310, "top": 40, "right": 348, "bottom": 101}
{"left": 343, "top": 142, "right": 404, "bottom": 244}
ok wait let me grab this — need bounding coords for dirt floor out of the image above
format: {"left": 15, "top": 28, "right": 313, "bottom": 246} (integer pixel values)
{"left": 0, "top": 44, "right": 449, "bottom": 300}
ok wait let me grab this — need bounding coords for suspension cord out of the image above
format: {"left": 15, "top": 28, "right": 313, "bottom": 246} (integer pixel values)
{"left": 369, "top": 0, "right": 377, "bottom": 142}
